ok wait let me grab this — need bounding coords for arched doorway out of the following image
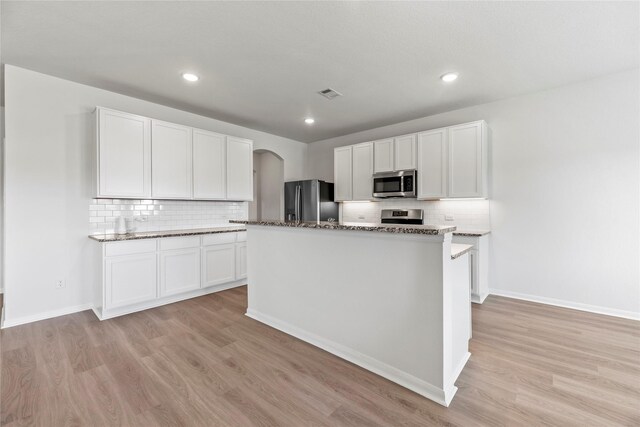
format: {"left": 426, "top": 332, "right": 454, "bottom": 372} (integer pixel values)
{"left": 250, "top": 150, "right": 284, "bottom": 220}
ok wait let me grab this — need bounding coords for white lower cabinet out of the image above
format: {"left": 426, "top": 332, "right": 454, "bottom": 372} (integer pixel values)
{"left": 236, "top": 242, "right": 247, "bottom": 280}
{"left": 452, "top": 234, "right": 489, "bottom": 304}
{"left": 96, "top": 231, "right": 247, "bottom": 320}
{"left": 105, "top": 253, "right": 157, "bottom": 309}
{"left": 202, "top": 243, "right": 237, "bottom": 286}
{"left": 160, "top": 248, "right": 201, "bottom": 297}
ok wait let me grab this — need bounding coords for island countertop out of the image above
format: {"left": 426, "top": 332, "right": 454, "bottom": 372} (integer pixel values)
{"left": 452, "top": 229, "right": 491, "bottom": 237}
{"left": 451, "top": 243, "right": 474, "bottom": 259}
{"left": 229, "top": 220, "right": 455, "bottom": 235}
{"left": 89, "top": 225, "right": 246, "bottom": 242}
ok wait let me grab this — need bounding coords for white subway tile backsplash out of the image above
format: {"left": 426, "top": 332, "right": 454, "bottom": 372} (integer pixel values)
{"left": 89, "top": 199, "right": 249, "bottom": 234}
{"left": 341, "top": 199, "right": 491, "bottom": 230}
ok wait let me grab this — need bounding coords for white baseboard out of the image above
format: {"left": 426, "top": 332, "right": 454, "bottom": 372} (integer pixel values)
{"left": 95, "top": 280, "right": 245, "bottom": 320}
{"left": 246, "top": 308, "right": 453, "bottom": 407}
{"left": 443, "top": 351, "right": 471, "bottom": 406}
{"left": 2, "top": 281, "right": 247, "bottom": 328}
{"left": 2, "top": 303, "right": 94, "bottom": 329}
{"left": 471, "top": 293, "right": 489, "bottom": 304}
{"left": 489, "top": 289, "right": 640, "bottom": 321}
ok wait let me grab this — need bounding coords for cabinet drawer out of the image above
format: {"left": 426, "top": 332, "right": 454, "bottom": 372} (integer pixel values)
{"left": 235, "top": 231, "right": 247, "bottom": 242}
{"left": 105, "top": 239, "right": 157, "bottom": 256}
{"left": 159, "top": 236, "right": 200, "bottom": 251}
{"left": 202, "top": 233, "right": 237, "bottom": 246}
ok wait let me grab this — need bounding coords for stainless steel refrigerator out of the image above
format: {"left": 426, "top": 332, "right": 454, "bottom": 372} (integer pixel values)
{"left": 285, "top": 180, "right": 339, "bottom": 222}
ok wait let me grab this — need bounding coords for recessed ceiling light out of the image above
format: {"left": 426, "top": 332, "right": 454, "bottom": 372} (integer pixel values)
{"left": 304, "top": 118, "right": 315, "bottom": 125}
{"left": 440, "top": 72, "right": 458, "bottom": 83}
{"left": 182, "top": 73, "right": 199, "bottom": 82}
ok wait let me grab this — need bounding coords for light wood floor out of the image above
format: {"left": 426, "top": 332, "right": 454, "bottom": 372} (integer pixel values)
{"left": 1, "top": 287, "right": 639, "bottom": 426}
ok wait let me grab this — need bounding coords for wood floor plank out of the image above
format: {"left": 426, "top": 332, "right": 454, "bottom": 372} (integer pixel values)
{"left": 2, "top": 288, "right": 639, "bottom": 426}
{"left": 96, "top": 339, "right": 165, "bottom": 415}
{"left": 1, "top": 346, "right": 40, "bottom": 426}
{"left": 57, "top": 315, "right": 103, "bottom": 374}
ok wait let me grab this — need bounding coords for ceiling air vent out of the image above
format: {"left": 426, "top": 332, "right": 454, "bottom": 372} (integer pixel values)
{"left": 318, "top": 88, "right": 343, "bottom": 100}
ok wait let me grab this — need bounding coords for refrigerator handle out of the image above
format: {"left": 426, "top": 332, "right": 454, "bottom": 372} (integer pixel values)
{"left": 295, "top": 185, "right": 300, "bottom": 221}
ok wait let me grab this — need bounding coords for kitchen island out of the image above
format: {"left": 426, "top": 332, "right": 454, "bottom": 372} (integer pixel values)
{"left": 230, "top": 220, "right": 471, "bottom": 406}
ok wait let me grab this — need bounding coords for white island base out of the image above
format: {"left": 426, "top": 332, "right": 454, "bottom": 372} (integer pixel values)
{"left": 244, "top": 224, "right": 471, "bottom": 406}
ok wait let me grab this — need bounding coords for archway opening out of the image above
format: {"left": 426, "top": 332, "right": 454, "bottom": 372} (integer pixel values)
{"left": 250, "top": 150, "right": 285, "bottom": 221}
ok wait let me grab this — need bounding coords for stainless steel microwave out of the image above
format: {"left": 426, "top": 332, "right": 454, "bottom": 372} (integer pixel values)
{"left": 372, "top": 170, "right": 417, "bottom": 198}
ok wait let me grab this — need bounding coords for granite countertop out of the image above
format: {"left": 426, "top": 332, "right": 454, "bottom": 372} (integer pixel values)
{"left": 451, "top": 243, "right": 474, "bottom": 259}
{"left": 89, "top": 226, "right": 246, "bottom": 242}
{"left": 452, "top": 229, "right": 491, "bottom": 237}
{"left": 230, "top": 220, "right": 455, "bottom": 235}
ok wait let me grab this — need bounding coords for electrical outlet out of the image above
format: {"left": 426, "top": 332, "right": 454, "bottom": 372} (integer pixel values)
{"left": 55, "top": 279, "right": 65, "bottom": 289}
{"left": 445, "top": 214, "right": 455, "bottom": 221}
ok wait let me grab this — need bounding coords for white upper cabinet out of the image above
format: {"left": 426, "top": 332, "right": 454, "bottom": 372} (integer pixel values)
{"left": 151, "top": 120, "right": 193, "bottom": 199}
{"left": 226, "top": 136, "right": 253, "bottom": 201}
{"left": 373, "top": 138, "right": 395, "bottom": 173}
{"left": 333, "top": 120, "right": 488, "bottom": 202}
{"left": 417, "top": 128, "right": 448, "bottom": 200}
{"left": 193, "top": 129, "right": 226, "bottom": 199}
{"left": 373, "top": 135, "right": 417, "bottom": 173}
{"left": 97, "top": 108, "right": 151, "bottom": 198}
{"left": 334, "top": 146, "right": 353, "bottom": 201}
{"left": 394, "top": 134, "right": 417, "bottom": 171}
{"left": 448, "top": 121, "right": 487, "bottom": 198}
{"left": 95, "top": 107, "right": 253, "bottom": 201}
{"left": 352, "top": 142, "right": 374, "bottom": 201}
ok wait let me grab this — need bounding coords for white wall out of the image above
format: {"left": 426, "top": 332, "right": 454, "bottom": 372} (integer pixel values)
{"left": 250, "top": 151, "right": 285, "bottom": 221}
{"left": 258, "top": 152, "right": 284, "bottom": 220}
{"left": 3, "top": 65, "right": 308, "bottom": 325}
{"left": 249, "top": 152, "right": 262, "bottom": 220}
{"left": 307, "top": 69, "right": 640, "bottom": 318}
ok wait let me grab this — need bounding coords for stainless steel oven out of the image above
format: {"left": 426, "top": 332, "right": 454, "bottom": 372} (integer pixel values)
{"left": 372, "top": 170, "right": 417, "bottom": 198}
{"left": 380, "top": 209, "right": 424, "bottom": 225}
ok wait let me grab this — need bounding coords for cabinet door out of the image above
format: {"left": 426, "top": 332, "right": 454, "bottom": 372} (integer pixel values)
{"left": 394, "top": 134, "right": 417, "bottom": 171}
{"left": 98, "top": 108, "right": 151, "bottom": 198}
{"left": 352, "top": 143, "right": 373, "bottom": 201}
{"left": 152, "top": 120, "right": 193, "bottom": 199}
{"left": 417, "top": 128, "right": 447, "bottom": 199}
{"left": 469, "top": 251, "right": 478, "bottom": 295}
{"left": 227, "top": 137, "right": 253, "bottom": 201}
{"left": 193, "top": 129, "right": 226, "bottom": 199}
{"left": 334, "top": 146, "right": 353, "bottom": 201}
{"left": 202, "top": 243, "right": 236, "bottom": 287}
{"left": 160, "top": 248, "right": 200, "bottom": 297}
{"left": 235, "top": 242, "right": 247, "bottom": 280}
{"left": 373, "top": 139, "right": 395, "bottom": 173}
{"left": 105, "top": 253, "right": 157, "bottom": 309}
{"left": 448, "top": 122, "right": 484, "bottom": 198}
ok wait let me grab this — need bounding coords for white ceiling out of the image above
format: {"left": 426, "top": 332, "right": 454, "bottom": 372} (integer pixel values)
{"left": 1, "top": 1, "right": 638, "bottom": 142}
